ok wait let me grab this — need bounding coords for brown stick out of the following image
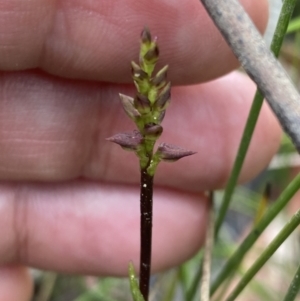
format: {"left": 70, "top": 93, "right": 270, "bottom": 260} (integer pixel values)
{"left": 200, "top": 0, "right": 300, "bottom": 152}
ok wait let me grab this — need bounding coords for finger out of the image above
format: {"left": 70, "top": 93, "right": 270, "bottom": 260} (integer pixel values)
{"left": 0, "top": 70, "right": 281, "bottom": 190}
{"left": 0, "top": 265, "right": 33, "bottom": 301}
{"left": 0, "top": 0, "right": 268, "bottom": 84}
{"left": 0, "top": 181, "right": 208, "bottom": 275}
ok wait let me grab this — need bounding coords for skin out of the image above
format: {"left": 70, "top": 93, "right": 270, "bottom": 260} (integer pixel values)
{"left": 0, "top": 0, "right": 281, "bottom": 300}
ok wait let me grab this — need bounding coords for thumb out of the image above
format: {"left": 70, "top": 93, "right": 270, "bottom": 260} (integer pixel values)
{"left": 0, "top": 265, "right": 33, "bottom": 301}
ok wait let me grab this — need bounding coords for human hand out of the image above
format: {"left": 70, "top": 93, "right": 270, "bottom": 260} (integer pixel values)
{"left": 0, "top": 0, "right": 280, "bottom": 300}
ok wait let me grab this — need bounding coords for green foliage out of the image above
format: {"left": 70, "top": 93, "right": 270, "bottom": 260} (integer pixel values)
{"left": 283, "top": 261, "right": 300, "bottom": 301}
{"left": 128, "top": 263, "right": 145, "bottom": 301}
{"left": 287, "top": 17, "right": 300, "bottom": 33}
{"left": 225, "top": 209, "right": 300, "bottom": 300}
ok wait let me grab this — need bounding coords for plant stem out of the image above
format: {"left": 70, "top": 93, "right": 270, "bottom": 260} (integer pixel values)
{"left": 210, "top": 172, "right": 300, "bottom": 296}
{"left": 186, "top": 261, "right": 203, "bottom": 301}
{"left": 139, "top": 168, "right": 154, "bottom": 301}
{"left": 129, "top": 263, "right": 146, "bottom": 301}
{"left": 282, "top": 260, "right": 300, "bottom": 301}
{"left": 200, "top": 192, "right": 214, "bottom": 301}
{"left": 215, "top": 90, "right": 264, "bottom": 237}
{"left": 35, "top": 272, "right": 57, "bottom": 301}
{"left": 225, "top": 208, "right": 300, "bottom": 301}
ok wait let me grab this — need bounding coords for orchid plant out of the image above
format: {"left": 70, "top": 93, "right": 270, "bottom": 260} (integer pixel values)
{"left": 107, "top": 27, "right": 195, "bottom": 301}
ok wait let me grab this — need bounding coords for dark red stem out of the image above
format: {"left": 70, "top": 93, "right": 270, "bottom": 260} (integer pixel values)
{"left": 139, "top": 168, "right": 154, "bottom": 301}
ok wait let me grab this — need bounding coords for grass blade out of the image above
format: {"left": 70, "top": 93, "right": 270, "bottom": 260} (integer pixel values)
{"left": 200, "top": 193, "right": 215, "bottom": 301}
{"left": 225, "top": 209, "right": 300, "bottom": 301}
{"left": 282, "top": 261, "right": 300, "bottom": 301}
{"left": 129, "top": 262, "right": 145, "bottom": 301}
{"left": 210, "top": 172, "right": 300, "bottom": 296}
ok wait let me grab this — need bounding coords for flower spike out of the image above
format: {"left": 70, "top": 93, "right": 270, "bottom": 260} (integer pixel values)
{"left": 107, "top": 27, "right": 195, "bottom": 301}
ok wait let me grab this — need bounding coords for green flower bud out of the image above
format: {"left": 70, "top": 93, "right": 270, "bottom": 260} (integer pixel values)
{"left": 154, "top": 82, "right": 171, "bottom": 110}
{"left": 131, "top": 61, "right": 151, "bottom": 95}
{"left": 143, "top": 45, "right": 159, "bottom": 63}
{"left": 119, "top": 93, "right": 141, "bottom": 121}
{"left": 144, "top": 123, "right": 163, "bottom": 139}
{"left": 134, "top": 93, "right": 151, "bottom": 114}
{"left": 139, "top": 32, "right": 159, "bottom": 76}
{"left": 151, "top": 65, "right": 169, "bottom": 88}
{"left": 153, "top": 110, "right": 166, "bottom": 124}
{"left": 131, "top": 61, "right": 148, "bottom": 80}
{"left": 141, "top": 27, "right": 152, "bottom": 45}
